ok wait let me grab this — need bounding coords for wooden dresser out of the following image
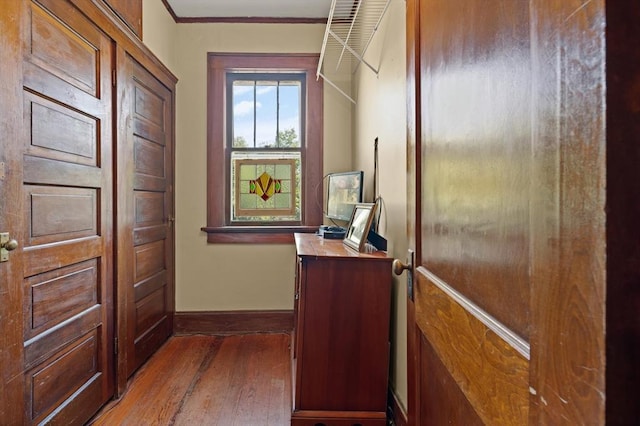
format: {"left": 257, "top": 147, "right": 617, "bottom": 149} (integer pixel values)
{"left": 291, "top": 233, "right": 393, "bottom": 426}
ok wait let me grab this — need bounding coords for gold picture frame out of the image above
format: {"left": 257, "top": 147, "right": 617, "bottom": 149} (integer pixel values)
{"left": 342, "top": 202, "right": 376, "bottom": 252}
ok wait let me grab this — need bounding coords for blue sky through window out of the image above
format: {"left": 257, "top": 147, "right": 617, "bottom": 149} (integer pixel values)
{"left": 232, "top": 79, "right": 301, "bottom": 147}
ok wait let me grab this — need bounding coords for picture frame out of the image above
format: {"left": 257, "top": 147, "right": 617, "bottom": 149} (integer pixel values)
{"left": 342, "top": 202, "right": 376, "bottom": 252}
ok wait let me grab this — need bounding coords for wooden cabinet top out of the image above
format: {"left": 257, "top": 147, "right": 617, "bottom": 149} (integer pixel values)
{"left": 294, "top": 233, "right": 391, "bottom": 261}
{"left": 104, "top": 0, "right": 142, "bottom": 38}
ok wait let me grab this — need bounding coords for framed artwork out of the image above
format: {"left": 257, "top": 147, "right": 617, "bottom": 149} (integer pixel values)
{"left": 343, "top": 202, "right": 376, "bottom": 252}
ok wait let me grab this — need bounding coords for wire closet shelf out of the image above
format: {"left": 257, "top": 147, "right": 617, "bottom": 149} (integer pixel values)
{"left": 316, "top": 0, "right": 392, "bottom": 104}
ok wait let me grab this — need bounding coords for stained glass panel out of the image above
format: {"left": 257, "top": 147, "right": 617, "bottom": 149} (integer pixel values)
{"left": 232, "top": 154, "right": 300, "bottom": 221}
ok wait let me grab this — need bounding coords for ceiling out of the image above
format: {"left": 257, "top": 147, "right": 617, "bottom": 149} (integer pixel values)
{"left": 164, "top": 0, "right": 333, "bottom": 21}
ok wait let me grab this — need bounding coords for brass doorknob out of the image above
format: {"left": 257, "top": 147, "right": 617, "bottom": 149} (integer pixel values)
{"left": 392, "top": 258, "right": 411, "bottom": 275}
{"left": 2, "top": 239, "right": 18, "bottom": 251}
{"left": 0, "top": 233, "right": 18, "bottom": 262}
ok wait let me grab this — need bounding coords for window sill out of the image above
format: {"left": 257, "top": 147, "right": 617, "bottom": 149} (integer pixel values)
{"left": 201, "top": 226, "right": 319, "bottom": 244}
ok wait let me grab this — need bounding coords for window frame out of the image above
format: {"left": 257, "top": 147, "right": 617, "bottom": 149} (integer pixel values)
{"left": 202, "top": 53, "right": 323, "bottom": 243}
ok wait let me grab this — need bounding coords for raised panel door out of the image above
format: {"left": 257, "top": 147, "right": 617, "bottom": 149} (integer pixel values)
{"left": 117, "top": 50, "right": 175, "bottom": 378}
{"left": 20, "top": 1, "right": 114, "bottom": 423}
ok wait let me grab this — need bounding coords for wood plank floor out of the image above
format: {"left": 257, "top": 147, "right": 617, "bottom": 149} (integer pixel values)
{"left": 90, "top": 334, "right": 291, "bottom": 425}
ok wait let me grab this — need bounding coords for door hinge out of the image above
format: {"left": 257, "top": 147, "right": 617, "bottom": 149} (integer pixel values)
{"left": 114, "top": 337, "right": 118, "bottom": 355}
{"left": 112, "top": 69, "right": 116, "bottom": 87}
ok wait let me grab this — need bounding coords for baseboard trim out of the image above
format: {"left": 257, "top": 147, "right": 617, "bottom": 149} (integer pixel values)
{"left": 174, "top": 310, "right": 293, "bottom": 335}
{"left": 388, "top": 388, "right": 408, "bottom": 426}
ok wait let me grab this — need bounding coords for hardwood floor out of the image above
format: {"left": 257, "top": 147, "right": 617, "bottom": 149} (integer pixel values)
{"left": 90, "top": 334, "right": 291, "bottom": 425}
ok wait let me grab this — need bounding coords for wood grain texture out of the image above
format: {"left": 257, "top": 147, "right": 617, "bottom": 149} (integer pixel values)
{"left": 419, "top": 0, "right": 531, "bottom": 340}
{"left": 3, "top": 0, "right": 176, "bottom": 421}
{"left": 23, "top": 305, "right": 101, "bottom": 369}
{"left": 134, "top": 136, "right": 165, "bottom": 177}
{"left": 134, "top": 191, "right": 165, "bottom": 226}
{"left": 25, "top": 259, "right": 98, "bottom": 335}
{"left": 415, "top": 273, "right": 529, "bottom": 425}
{"left": 29, "top": 189, "right": 96, "bottom": 240}
{"left": 103, "top": 0, "right": 142, "bottom": 38}
{"left": 28, "top": 94, "right": 97, "bottom": 163}
{"left": 62, "top": 0, "right": 177, "bottom": 88}
{"left": 292, "top": 234, "right": 392, "bottom": 424}
{"left": 28, "top": 332, "right": 98, "bottom": 420}
{"left": 0, "top": 2, "right": 26, "bottom": 423}
{"left": 295, "top": 232, "right": 391, "bottom": 260}
{"left": 420, "top": 334, "right": 483, "bottom": 426}
{"left": 291, "top": 412, "right": 386, "bottom": 426}
{"left": 174, "top": 310, "right": 294, "bottom": 335}
{"left": 118, "top": 52, "right": 175, "bottom": 380}
{"left": 204, "top": 228, "right": 298, "bottom": 244}
{"left": 134, "top": 270, "right": 166, "bottom": 302}
{"left": 135, "top": 288, "right": 166, "bottom": 336}
{"left": 23, "top": 155, "right": 101, "bottom": 188}
{"left": 30, "top": 2, "right": 98, "bottom": 95}
{"left": 407, "top": 0, "right": 612, "bottom": 424}
{"left": 529, "top": 0, "right": 606, "bottom": 424}
{"left": 134, "top": 239, "right": 165, "bottom": 282}
{"left": 20, "top": 2, "right": 115, "bottom": 423}
{"left": 91, "top": 334, "right": 291, "bottom": 425}
{"left": 134, "top": 85, "right": 164, "bottom": 127}
{"left": 297, "top": 258, "right": 392, "bottom": 410}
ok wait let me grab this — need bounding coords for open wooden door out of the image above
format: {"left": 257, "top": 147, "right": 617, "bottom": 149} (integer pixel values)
{"left": 403, "top": 0, "right": 608, "bottom": 424}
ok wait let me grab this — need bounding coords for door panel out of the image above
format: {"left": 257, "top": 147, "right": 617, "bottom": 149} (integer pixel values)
{"left": 420, "top": 334, "right": 483, "bottom": 426}
{"left": 21, "top": 1, "right": 114, "bottom": 423}
{"left": 25, "top": 259, "right": 98, "bottom": 337}
{"left": 406, "top": 0, "right": 607, "bottom": 424}
{"left": 408, "top": 1, "right": 532, "bottom": 423}
{"left": 418, "top": 0, "right": 531, "bottom": 340}
{"left": 414, "top": 273, "right": 529, "bottom": 424}
{"left": 117, "top": 51, "right": 174, "bottom": 378}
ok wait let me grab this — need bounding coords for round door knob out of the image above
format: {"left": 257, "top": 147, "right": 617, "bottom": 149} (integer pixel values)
{"left": 2, "top": 239, "right": 18, "bottom": 251}
{"left": 392, "top": 259, "right": 411, "bottom": 275}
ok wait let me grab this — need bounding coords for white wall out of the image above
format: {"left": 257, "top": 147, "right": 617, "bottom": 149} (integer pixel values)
{"left": 142, "top": 0, "right": 406, "bottom": 413}
{"left": 142, "top": 1, "right": 352, "bottom": 311}
{"left": 141, "top": 0, "right": 177, "bottom": 71}
{"left": 352, "top": 0, "right": 408, "bottom": 412}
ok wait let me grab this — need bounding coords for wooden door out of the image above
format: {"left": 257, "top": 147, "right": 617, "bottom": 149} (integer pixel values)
{"left": 0, "top": 1, "right": 27, "bottom": 422}
{"left": 116, "top": 50, "right": 175, "bottom": 382}
{"left": 404, "top": 0, "right": 607, "bottom": 424}
{"left": 17, "top": 0, "right": 114, "bottom": 423}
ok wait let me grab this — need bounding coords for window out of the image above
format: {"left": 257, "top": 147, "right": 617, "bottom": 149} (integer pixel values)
{"left": 229, "top": 75, "right": 302, "bottom": 222}
{"left": 203, "top": 54, "right": 323, "bottom": 243}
